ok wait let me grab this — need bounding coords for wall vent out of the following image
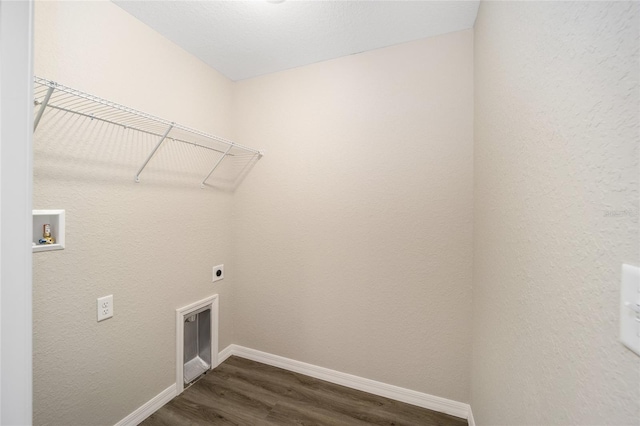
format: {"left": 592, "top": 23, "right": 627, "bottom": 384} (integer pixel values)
{"left": 176, "top": 295, "right": 219, "bottom": 394}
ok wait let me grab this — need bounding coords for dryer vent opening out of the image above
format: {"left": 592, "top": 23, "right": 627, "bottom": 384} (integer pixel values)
{"left": 183, "top": 307, "right": 211, "bottom": 384}
{"left": 176, "top": 294, "right": 219, "bottom": 394}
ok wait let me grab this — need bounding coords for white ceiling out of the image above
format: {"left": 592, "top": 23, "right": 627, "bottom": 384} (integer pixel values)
{"left": 114, "top": 1, "right": 480, "bottom": 81}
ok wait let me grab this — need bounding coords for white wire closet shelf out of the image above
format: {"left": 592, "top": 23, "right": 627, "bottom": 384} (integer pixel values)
{"left": 33, "top": 76, "right": 263, "bottom": 187}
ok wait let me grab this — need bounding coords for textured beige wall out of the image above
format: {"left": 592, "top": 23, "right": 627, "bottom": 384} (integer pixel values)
{"left": 231, "top": 30, "right": 474, "bottom": 403}
{"left": 472, "top": 2, "right": 640, "bottom": 425}
{"left": 35, "top": 2, "right": 637, "bottom": 424}
{"left": 33, "top": 2, "right": 236, "bottom": 425}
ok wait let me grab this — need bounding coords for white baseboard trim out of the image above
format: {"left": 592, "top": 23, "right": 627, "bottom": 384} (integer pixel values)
{"left": 114, "top": 384, "right": 176, "bottom": 426}
{"left": 222, "top": 344, "right": 470, "bottom": 420}
{"left": 217, "top": 344, "right": 235, "bottom": 365}
{"left": 468, "top": 405, "right": 476, "bottom": 426}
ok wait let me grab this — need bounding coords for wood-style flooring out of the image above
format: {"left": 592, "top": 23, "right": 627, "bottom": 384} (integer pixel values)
{"left": 141, "top": 356, "right": 468, "bottom": 426}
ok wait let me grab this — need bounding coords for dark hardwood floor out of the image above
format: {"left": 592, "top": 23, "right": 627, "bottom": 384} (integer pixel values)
{"left": 141, "top": 356, "right": 468, "bottom": 426}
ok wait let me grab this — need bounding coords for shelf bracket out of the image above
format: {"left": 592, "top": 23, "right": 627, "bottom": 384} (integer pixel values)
{"left": 135, "top": 123, "right": 174, "bottom": 183}
{"left": 33, "top": 86, "right": 54, "bottom": 131}
{"left": 200, "top": 144, "right": 234, "bottom": 189}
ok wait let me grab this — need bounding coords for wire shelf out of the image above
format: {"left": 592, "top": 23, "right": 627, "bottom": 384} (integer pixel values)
{"left": 33, "top": 76, "right": 263, "bottom": 187}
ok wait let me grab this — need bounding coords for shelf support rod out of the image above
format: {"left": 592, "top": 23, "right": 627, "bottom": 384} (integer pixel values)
{"left": 135, "top": 123, "right": 174, "bottom": 183}
{"left": 33, "top": 86, "right": 54, "bottom": 131}
{"left": 200, "top": 144, "right": 234, "bottom": 189}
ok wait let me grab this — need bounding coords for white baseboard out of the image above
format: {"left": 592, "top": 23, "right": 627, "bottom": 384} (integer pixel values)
{"left": 468, "top": 405, "right": 476, "bottom": 426}
{"left": 222, "top": 344, "right": 470, "bottom": 420}
{"left": 114, "top": 384, "right": 176, "bottom": 426}
{"left": 217, "top": 344, "right": 234, "bottom": 365}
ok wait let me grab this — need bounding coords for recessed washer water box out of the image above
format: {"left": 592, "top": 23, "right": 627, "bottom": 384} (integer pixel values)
{"left": 32, "top": 209, "right": 65, "bottom": 252}
{"left": 176, "top": 295, "right": 219, "bottom": 394}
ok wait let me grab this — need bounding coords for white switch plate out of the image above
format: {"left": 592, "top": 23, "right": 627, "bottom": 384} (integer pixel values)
{"left": 620, "top": 264, "right": 640, "bottom": 356}
{"left": 97, "top": 295, "right": 113, "bottom": 322}
{"left": 213, "top": 264, "right": 224, "bottom": 283}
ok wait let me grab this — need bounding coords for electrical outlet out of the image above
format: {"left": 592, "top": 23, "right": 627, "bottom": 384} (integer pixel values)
{"left": 213, "top": 264, "right": 224, "bottom": 283}
{"left": 97, "top": 295, "right": 113, "bottom": 322}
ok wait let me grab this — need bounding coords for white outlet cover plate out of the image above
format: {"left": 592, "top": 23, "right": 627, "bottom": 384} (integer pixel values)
{"left": 97, "top": 295, "right": 113, "bottom": 322}
{"left": 620, "top": 264, "right": 640, "bottom": 356}
{"left": 213, "top": 264, "right": 224, "bottom": 282}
